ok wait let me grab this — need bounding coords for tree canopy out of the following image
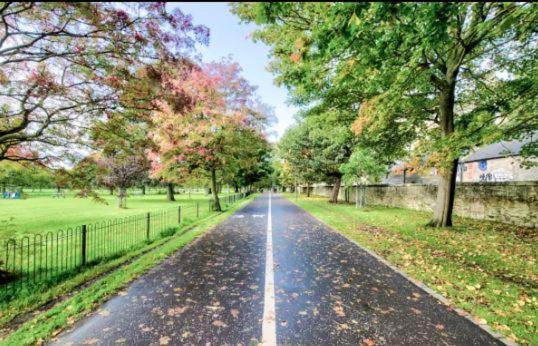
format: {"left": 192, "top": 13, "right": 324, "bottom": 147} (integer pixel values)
{"left": 233, "top": 2, "right": 537, "bottom": 226}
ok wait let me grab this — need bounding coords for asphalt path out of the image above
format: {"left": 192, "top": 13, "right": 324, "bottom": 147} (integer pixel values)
{"left": 52, "top": 193, "right": 502, "bottom": 345}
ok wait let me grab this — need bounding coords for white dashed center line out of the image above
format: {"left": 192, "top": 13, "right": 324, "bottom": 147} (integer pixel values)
{"left": 262, "top": 191, "right": 277, "bottom": 345}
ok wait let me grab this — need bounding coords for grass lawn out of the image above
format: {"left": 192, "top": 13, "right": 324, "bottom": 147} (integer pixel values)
{"left": 0, "top": 194, "right": 256, "bottom": 346}
{"left": 284, "top": 194, "right": 537, "bottom": 345}
{"left": 0, "top": 189, "right": 232, "bottom": 241}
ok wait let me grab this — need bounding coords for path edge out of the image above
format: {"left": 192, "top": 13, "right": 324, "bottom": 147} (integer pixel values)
{"left": 283, "top": 194, "right": 517, "bottom": 346}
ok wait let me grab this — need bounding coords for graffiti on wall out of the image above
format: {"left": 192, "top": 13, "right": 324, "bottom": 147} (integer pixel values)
{"left": 479, "top": 169, "right": 514, "bottom": 182}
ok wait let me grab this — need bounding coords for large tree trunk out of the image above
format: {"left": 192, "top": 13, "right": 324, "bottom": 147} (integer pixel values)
{"left": 118, "top": 187, "right": 126, "bottom": 208}
{"left": 428, "top": 77, "right": 458, "bottom": 227}
{"left": 210, "top": 167, "right": 221, "bottom": 212}
{"left": 329, "top": 175, "right": 342, "bottom": 203}
{"left": 166, "top": 182, "right": 175, "bottom": 201}
{"left": 430, "top": 159, "right": 458, "bottom": 227}
{"left": 109, "top": 186, "right": 114, "bottom": 195}
{"left": 141, "top": 185, "right": 145, "bottom": 195}
{"left": 233, "top": 184, "right": 239, "bottom": 193}
{"left": 306, "top": 184, "right": 311, "bottom": 197}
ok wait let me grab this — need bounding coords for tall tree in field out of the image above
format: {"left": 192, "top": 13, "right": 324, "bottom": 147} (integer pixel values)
{"left": 0, "top": 2, "right": 208, "bottom": 162}
{"left": 150, "top": 61, "right": 270, "bottom": 211}
{"left": 233, "top": 2, "right": 537, "bottom": 227}
{"left": 101, "top": 155, "right": 149, "bottom": 208}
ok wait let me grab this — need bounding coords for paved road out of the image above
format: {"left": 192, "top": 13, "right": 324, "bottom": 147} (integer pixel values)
{"left": 52, "top": 194, "right": 502, "bottom": 345}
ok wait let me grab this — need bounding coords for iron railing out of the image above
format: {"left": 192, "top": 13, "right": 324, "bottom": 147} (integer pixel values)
{"left": 0, "top": 193, "right": 247, "bottom": 292}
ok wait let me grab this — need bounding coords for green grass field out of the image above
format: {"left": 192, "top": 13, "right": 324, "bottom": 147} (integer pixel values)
{"left": 285, "top": 194, "right": 537, "bottom": 345}
{"left": 0, "top": 189, "right": 232, "bottom": 241}
{"left": 0, "top": 188, "right": 242, "bottom": 293}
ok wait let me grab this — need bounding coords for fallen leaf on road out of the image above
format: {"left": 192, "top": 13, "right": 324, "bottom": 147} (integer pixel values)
{"left": 338, "top": 323, "right": 349, "bottom": 330}
{"left": 362, "top": 338, "right": 376, "bottom": 346}
{"left": 333, "top": 305, "right": 345, "bottom": 317}
{"left": 230, "top": 309, "right": 239, "bottom": 318}
{"left": 212, "top": 320, "right": 227, "bottom": 327}
{"left": 167, "top": 306, "right": 188, "bottom": 316}
{"left": 159, "top": 336, "right": 170, "bottom": 345}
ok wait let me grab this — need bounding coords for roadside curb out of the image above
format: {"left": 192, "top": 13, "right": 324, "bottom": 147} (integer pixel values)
{"left": 284, "top": 195, "right": 517, "bottom": 346}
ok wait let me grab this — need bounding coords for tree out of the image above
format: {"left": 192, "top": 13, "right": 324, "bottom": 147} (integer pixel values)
{"left": 53, "top": 168, "right": 70, "bottom": 193}
{"left": 226, "top": 135, "right": 273, "bottom": 192}
{"left": 272, "top": 160, "right": 295, "bottom": 192}
{"left": 0, "top": 161, "right": 27, "bottom": 191}
{"left": 340, "top": 148, "right": 387, "bottom": 207}
{"left": 150, "top": 61, "right": 271, "bottom": 211}
{"left": 233, "top": 2, "right": 537, "bottom": 226}
{"left": 279, "top": 107, "right": 356, "bottom": 202}
{"left": 278, "top": 123, "right": 318, "bottom": 197}
{"left": 101, "top": 155, "right": 149, "bottom": 208}
{"left": 69, "top": 154, "right": 111, "bottom": 200}
{"left": 0, "top": 3, "right": 208, "bottom": 162}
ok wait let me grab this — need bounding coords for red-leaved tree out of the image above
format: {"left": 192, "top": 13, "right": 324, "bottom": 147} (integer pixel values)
{"left": 150, "top": 61, "right": 269, "bottom": 211}
{"left": 0, "top": 3, "right": 208, "bottom": 162}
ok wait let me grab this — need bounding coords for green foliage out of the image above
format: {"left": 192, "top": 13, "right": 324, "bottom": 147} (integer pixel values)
{"left": 235, "top": 1, "right": 538, "bottom": 163}
{"left": 0, "top": 162, "right": 53, "bottom": 190}
{"left": 340, "top": 148, "right": 387, "bottom": 185}
{"left": 278, "top": 107, "right": 356, "bottom": 187}
{"left": 234, "top": 2, "right": 537, "bottom": 225}
{"left": 159, "top": 227, "right": 178, "bottom": 238}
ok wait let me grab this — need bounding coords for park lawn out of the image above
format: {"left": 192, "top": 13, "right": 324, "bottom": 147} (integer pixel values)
{"left": 0, "top": 190, "right": 230, "bottom": 241}
{"left": 285, "top": 194, "right": 537, "bottom": 345}
{"left": 0, "top": 194, "right": 255, "bottom": 345}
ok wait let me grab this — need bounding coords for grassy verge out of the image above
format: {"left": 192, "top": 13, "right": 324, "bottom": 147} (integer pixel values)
{"left": 0, "top": 195, "right": 254, "bottom": 345}
{"left": 285, "top": 194, "right": 537, "bottom": 345}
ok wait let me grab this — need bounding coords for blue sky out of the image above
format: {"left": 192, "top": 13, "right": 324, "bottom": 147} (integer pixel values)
{"left": 170, "top": 2, "right": 299, "bottom": 141}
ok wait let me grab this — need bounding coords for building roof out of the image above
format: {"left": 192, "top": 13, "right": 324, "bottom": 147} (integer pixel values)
{"left": 462, "top": 135, "right": 535, "bottom": 163}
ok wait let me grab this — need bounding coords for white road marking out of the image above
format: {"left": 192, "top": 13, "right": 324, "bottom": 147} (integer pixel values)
{"left": 262, "top": 191, "right": 277, "bottom": 345}
{"left": 252, "top": 214, "right": 265, "bottom": 218}
{"left": 231, "top": 214, "right": 245, "bottom": 218}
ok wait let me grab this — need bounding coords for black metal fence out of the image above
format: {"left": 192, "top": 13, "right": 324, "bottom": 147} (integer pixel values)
{"left": 0, "top": 193, "right": 247, "bottom": 291}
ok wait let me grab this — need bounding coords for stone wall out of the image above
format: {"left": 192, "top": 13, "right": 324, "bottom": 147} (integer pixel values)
{"left": 303, "top": 182, "right": 537, "bottom": 228}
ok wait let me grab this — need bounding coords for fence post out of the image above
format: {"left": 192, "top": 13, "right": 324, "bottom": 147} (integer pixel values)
{"left": 178, "top": 206, "right": 181, "bottom": 224}
{"left": 196, "top": 202, "right": 199, "bottom": 218}
{"left": 208, "top": 199, "right": 211, "bottom": 212}
{"left": 81, "top": 224, "right": 87, "bottom": 266}
{"left": 146, "top": 212, "right": 151, "bottom": 241}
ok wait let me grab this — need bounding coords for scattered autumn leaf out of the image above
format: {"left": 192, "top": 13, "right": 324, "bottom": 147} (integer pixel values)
{"left": 159, "top": 336, "right": 170, "bottom": 345}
